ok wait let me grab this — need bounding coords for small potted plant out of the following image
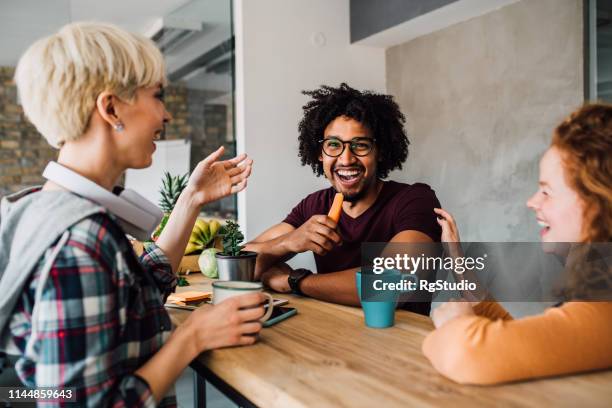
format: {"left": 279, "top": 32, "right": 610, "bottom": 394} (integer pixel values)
{"left": 215, "top": 220, "right": 257, "bottom": 281}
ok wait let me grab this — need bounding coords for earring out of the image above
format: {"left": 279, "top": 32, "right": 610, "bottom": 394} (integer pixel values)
{"left": 113, "top": 122, "right": 125, "bottom": 132}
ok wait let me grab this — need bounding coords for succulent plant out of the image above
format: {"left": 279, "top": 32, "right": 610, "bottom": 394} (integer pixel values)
{"left": 221, "top": 220, "right": 245, "bottom": 256}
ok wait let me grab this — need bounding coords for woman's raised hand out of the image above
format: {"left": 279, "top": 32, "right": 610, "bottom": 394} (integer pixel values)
{"left": 434, "top": 208, "right": 487, "bottom": 302}
{"left": 434, "top": 208, "right": 461, "bottom": 242}
{"left": 434, "top": 208, "right": 463, "bottom": 258}
{"left": 187, "top": 146, "right": 253, "bottom": 207}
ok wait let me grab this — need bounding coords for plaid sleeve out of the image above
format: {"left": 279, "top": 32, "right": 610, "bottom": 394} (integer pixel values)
{"left": 139, "top": 243, "right": 177, "bottom": 300}
{"left": 29, "top": 214, "right": 161, "bottom": 407}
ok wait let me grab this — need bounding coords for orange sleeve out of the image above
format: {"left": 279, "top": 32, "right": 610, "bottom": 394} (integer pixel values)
{"left": 472, "top": 301, "right": 513, "bottom": 320}
{"left": 422, "top": 302, "right": 612, "bottom": 385}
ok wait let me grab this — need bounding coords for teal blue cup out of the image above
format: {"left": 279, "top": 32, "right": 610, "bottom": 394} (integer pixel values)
{"left": 356, "top": 270, "right": 400, "bottom": 328}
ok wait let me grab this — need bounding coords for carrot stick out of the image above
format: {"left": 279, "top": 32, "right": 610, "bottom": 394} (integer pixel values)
{"left": 327, "top": 193, "right": 344, "bottom": 222}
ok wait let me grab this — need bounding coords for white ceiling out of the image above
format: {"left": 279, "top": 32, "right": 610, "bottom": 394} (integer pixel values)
{"left": 0, "top": 0, "right": 207, "bottom": 66}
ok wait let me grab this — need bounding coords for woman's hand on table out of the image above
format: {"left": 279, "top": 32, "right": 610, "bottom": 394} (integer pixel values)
{"left": 431, "top": 299, "right": 475, "bottom": 329}
{"left": 185, "top": 146, "right": 253, "bottom": 207}
{"left": 261, "top": 264, "right": 292, "bottom": 293}
{"left": 180, "top": 292, "right": 265, "bottom": 353}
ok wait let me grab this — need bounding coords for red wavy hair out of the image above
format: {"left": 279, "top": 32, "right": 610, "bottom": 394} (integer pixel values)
{"left": 552, "top": 104, "right": 612, "bottom": 242}
{"left": 552, "top": 104, "right": 612, "bottom": 299}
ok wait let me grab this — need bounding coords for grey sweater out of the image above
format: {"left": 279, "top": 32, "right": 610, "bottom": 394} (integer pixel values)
{"left": 0, "top": 187, "right": 105, "bottom": 349}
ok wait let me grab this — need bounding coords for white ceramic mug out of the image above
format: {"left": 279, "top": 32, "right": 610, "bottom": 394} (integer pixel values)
{"left": 212, "top": 281, "right": 274, "bottom": 322}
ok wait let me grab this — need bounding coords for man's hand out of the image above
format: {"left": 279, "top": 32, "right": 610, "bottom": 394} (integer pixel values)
{"left": 261, "top": 264, "right": 292, "bottom": 293}
{"left": 284, "top": 215, "right": 342, "bottom": 256}
{"left": 431, "top": 299, "right": 475, "bottom": 328}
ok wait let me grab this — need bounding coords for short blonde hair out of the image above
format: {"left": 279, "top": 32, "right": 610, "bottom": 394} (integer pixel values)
{"left": 14, "top": 22, "right": 166, "bottom": 148}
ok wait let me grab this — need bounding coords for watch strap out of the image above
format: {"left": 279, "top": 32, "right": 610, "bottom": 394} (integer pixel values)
{"left": 289, "top": 268, "right": 313, "bottom": 295}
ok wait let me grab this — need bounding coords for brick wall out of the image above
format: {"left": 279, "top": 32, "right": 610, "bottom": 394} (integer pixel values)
{"left": 0, "top": 65, "right": 235, "bottom": 215}
{"left": 0, "top": 66, "right": 57, "bottom": 196}
{"left": 164, "top": 85, "right": 236, "bottom": 215}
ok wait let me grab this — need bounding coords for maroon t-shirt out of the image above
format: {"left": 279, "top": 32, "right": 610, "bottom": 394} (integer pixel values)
{"left": 283, "top": 181, "right": 442, "bottom": 274}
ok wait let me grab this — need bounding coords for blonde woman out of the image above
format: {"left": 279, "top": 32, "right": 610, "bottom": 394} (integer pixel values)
{"left": 0, "top": 23, "right": 261, "bottom": 406}
{"left": 425, "top": 104, "right": 612, "bottom": 384}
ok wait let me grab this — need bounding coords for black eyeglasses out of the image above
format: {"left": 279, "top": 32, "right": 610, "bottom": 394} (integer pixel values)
{"left": 319, "top": 137, "right": 376, "bottom": 157}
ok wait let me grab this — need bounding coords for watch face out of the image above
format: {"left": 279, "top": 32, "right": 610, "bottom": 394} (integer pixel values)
{"left": 289, "top": 273, "right": 300, "bottom": 287}
{"left": 289, "top": 269, "right": 311, "bottom": 293}
{"left": 292, "top": 269, "right": 308, "bottom": 280}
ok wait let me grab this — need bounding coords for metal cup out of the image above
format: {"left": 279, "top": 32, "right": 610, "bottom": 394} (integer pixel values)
{"left": 214, "top": 251, "right": 258, "bottom": 281}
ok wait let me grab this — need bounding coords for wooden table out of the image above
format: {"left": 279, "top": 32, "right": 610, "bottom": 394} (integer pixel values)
{"left": 167, "top": 275, "right": 612, "bottom": 408}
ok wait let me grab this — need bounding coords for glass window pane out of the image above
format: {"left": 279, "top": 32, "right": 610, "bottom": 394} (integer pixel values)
{"left": 597, "top": 0, "right": 612, "bottom": 101}
{"left": 0, "top": 0, "right": 237, "bottom": 220}
{"left": 157, "top": 0, "right": 236, "bottom": 219}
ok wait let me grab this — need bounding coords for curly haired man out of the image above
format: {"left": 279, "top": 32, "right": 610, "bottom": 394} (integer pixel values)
{"left": 245, "top": 83, "right": 442, "bottom": 315}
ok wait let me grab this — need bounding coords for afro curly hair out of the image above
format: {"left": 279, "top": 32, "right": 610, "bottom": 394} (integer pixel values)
{"left": 297, "top": 83, "right": 409, "bottom": 179}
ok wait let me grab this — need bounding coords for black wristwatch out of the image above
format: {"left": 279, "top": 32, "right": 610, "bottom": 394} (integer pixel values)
{"left": 288, "top": 268, "right": 313, "bottom": 295}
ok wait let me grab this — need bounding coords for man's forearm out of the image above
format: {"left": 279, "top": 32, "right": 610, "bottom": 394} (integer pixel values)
{"left": 245, "top": 236, "right": 295, "bottom": 277}
{"left": 299, "top": 268, "right": 360, "bottom": 306}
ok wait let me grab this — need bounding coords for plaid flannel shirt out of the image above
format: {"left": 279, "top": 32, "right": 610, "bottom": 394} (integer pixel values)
{"left": 6, "top": 213, "right": 178, "bottom": 407}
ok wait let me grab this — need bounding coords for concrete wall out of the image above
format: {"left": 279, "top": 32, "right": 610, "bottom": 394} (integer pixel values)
{"left": 233, "top": 0, "right": 386, "bottom": 269}
{"left": 386, "top": 0, "right": 583, "bottom": 241}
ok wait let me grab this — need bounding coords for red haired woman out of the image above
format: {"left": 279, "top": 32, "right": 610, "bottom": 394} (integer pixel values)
{"left": 426, "top": 104, "right": 612, "bottom": 384}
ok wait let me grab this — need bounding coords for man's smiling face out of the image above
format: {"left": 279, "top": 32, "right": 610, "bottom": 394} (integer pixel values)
{"left": 319, "top": 116, "right": 378, "bottom": 202}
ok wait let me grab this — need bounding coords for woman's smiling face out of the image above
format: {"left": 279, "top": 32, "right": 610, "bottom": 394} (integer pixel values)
{"left": 113, "top": 84, "right": 171, "bottom": 169}
{"left": 527, "top": 147, "right": 585, "bottom": 243}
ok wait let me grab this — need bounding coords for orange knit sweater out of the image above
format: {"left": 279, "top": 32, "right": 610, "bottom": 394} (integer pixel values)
{"left": 422, "top": 302, "right": 612, "bottom": 384}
